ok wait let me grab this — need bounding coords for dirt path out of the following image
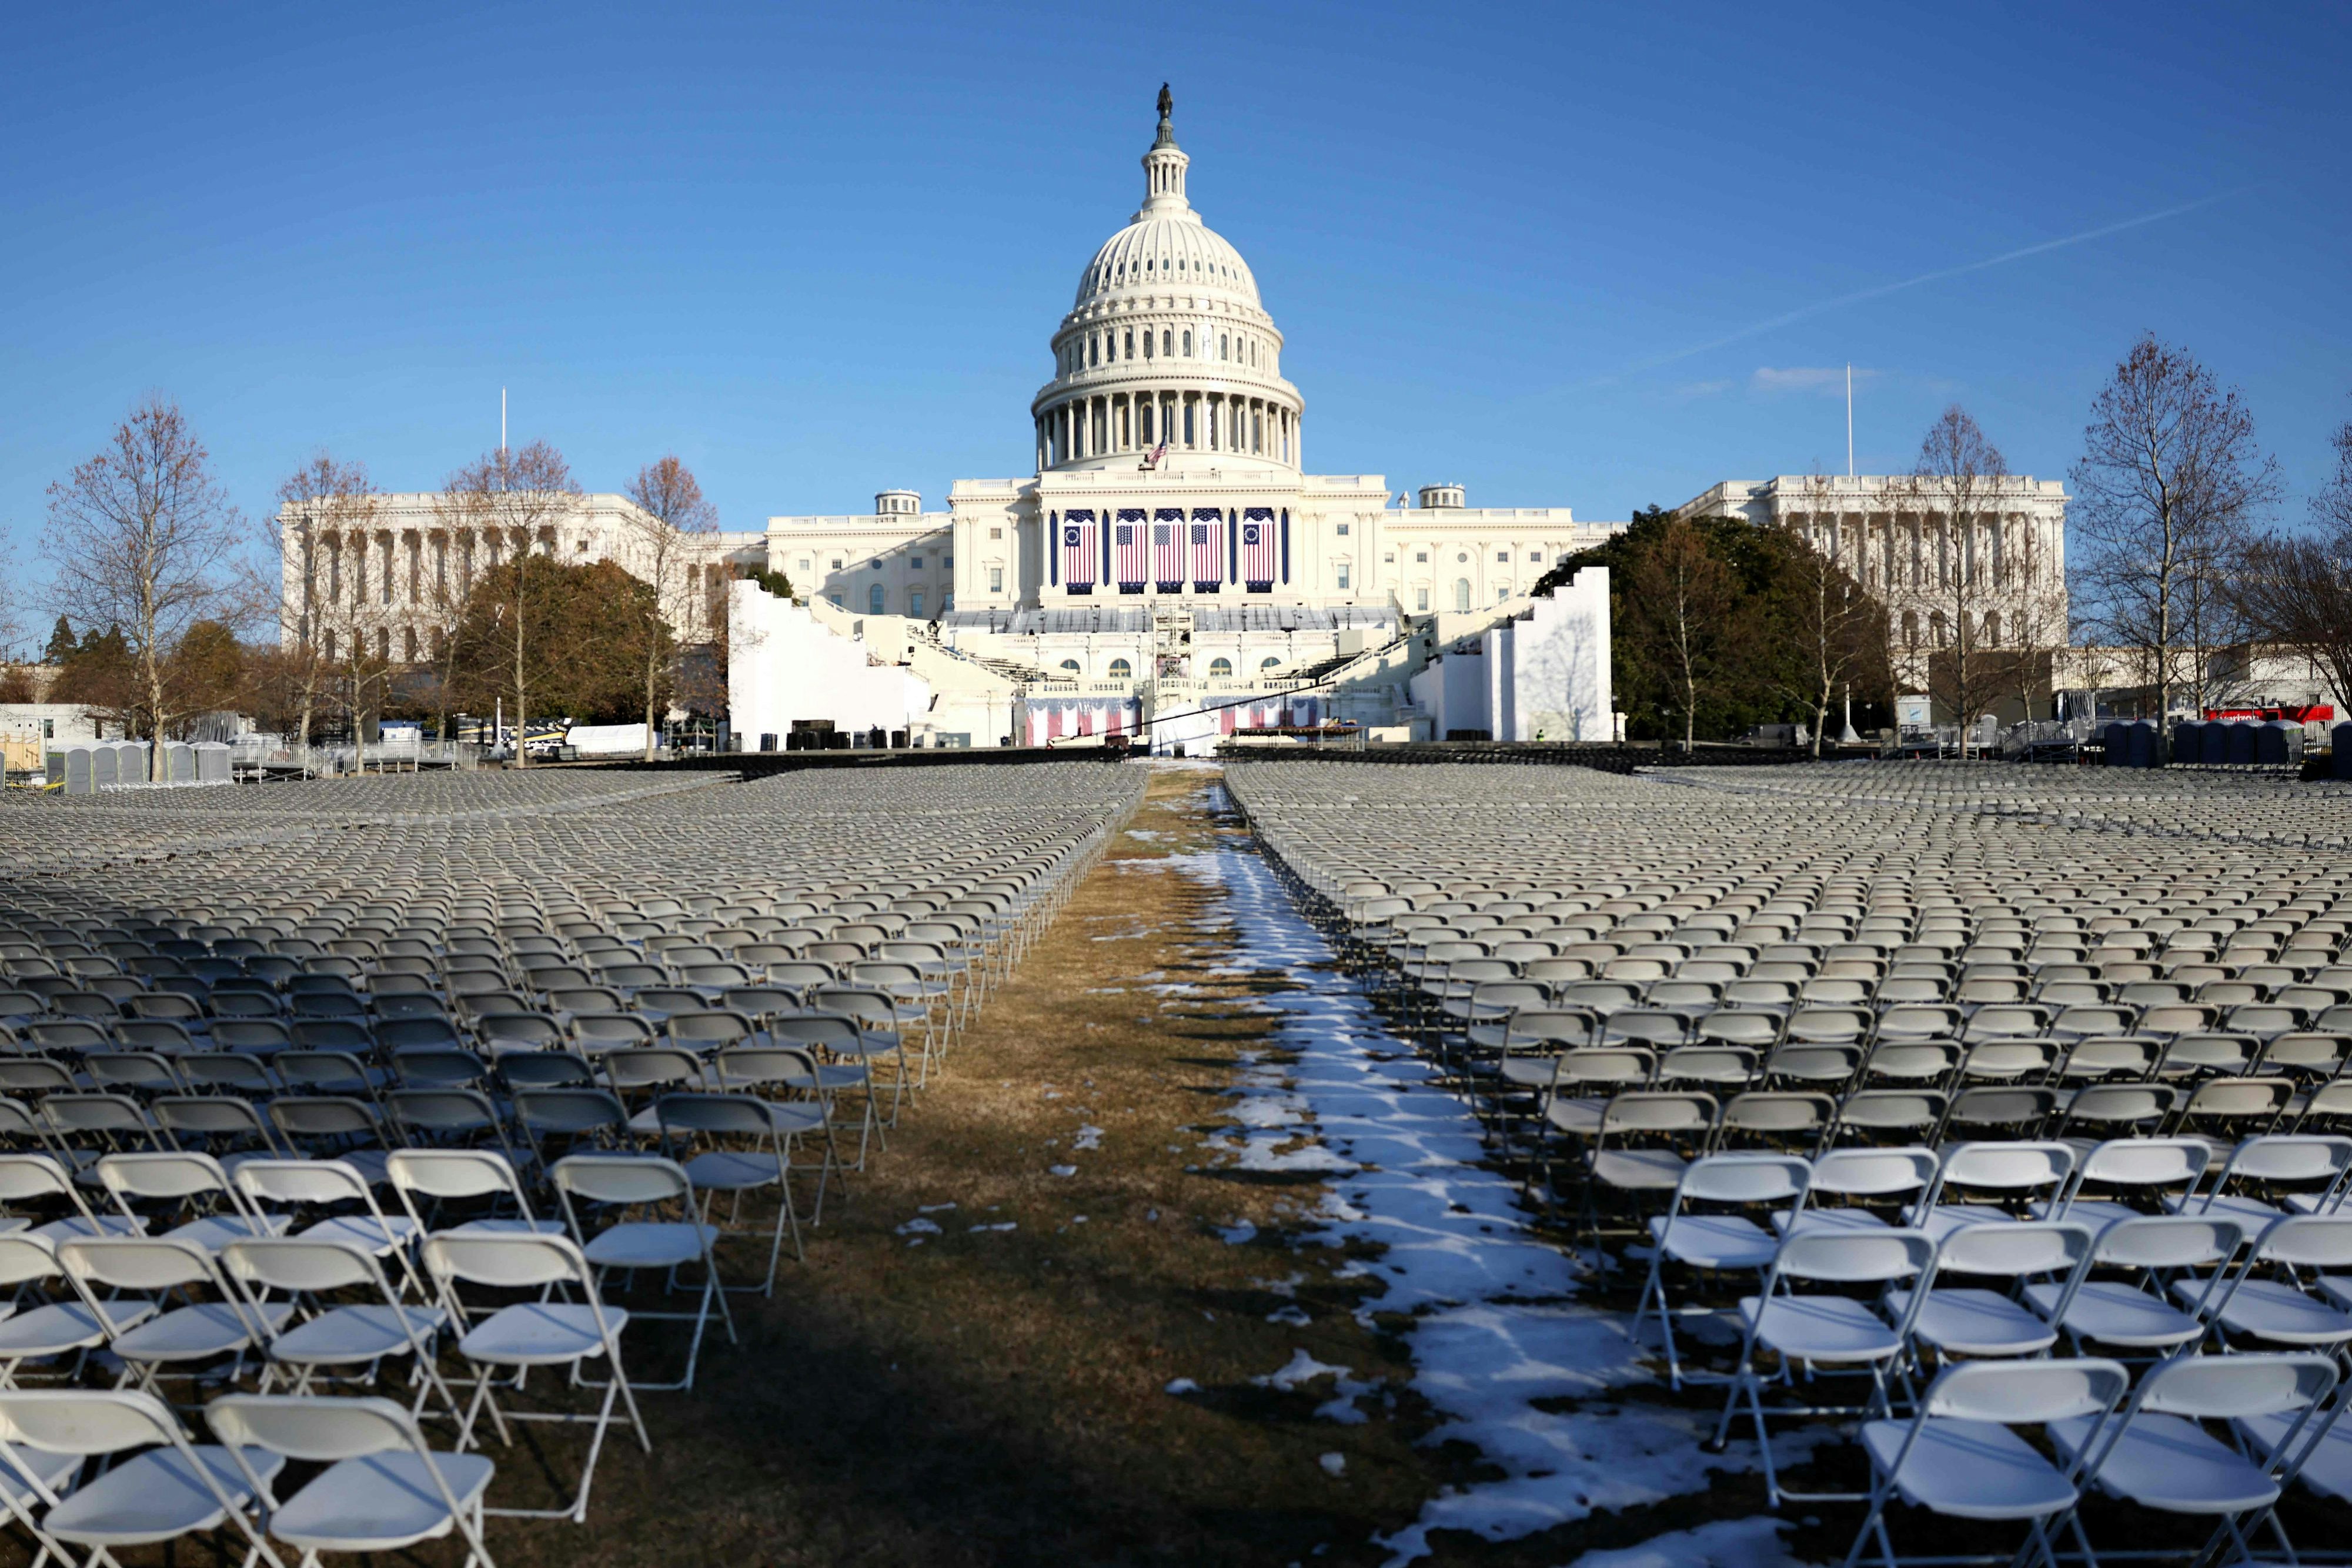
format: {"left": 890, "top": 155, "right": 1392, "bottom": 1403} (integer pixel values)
{"left": 482, "top": 765, "right": 1439, "bottom": 1567}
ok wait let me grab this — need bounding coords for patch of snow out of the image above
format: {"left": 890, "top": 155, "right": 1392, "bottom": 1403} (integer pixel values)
{"left": 1049, "top": 1164, "right": 1078, "bottom": 1177}
{"left": 1176, "top": 807, "right": 1805, "bottom": 1565}
{"left": 1073, "top": 1125, "right": 1104, "bottom": 1151}
{"left": 1319, "top": 1452, "right": 1347, "bottom": 1477}
{"left": 967, "top": 1222, "right": 1018, "bottom": 1233}
{"left": 1216, "top": 1219, "right": 1258, "bottom": 1245}
{"left": 894, "top": 1217, "right": 941, "bottom": 1236}
{"left": 917, "top": 1202, "right": 958, "bottom": 1214}
{"left": 1165, "top": 1378, "right": 1200, "bottom": 1395}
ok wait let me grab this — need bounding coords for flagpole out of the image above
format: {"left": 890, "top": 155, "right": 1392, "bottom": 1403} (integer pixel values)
{"left": 1845, "top": 364, "right": 1853, "bottom": 478}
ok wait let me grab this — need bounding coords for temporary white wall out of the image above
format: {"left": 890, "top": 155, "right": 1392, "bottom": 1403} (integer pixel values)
{"left": 1405, "top": 567, "right": 1611, "bottom": 741}
{"left": 727, "top": 581, "right": 936, "bottom": 743}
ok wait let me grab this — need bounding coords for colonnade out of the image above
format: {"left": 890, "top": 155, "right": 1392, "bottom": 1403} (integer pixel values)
{"left": 1792, "top": 507, "right": 2065, "bottom": 653}
{"left": 1037, "top": 389, "right": 1297, "bottom": 470}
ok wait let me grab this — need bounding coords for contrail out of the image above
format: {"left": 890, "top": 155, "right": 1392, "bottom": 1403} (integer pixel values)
{"left": 1595, "top": 188, "right": 2249, "bottom": 385}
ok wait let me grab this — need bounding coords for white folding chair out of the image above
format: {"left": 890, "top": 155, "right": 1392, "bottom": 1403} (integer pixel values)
{"left": 385, "top": 1149, "right": 562, "bottom": 1239}
{"left": 54, "top": 1236, "right": 290, "bottom": 1397}
{"left": 217, "top": 1237, "right": 462, "bottom": 1420}
{"left": 420, "top": 1231, "right": 647, "bottom": 1523}
{"left": 2052, "top": 1351, "right": 2340, "bottom": 1567}
{"left": 2196, "top": 1215, "right": 2352, "bottom": 1349}
{"left": 1776, "top": 1149, "right": 1939, "bottom": 1237}
{"left": 1710, "top": 1227, "right": 1936, "bottom": 1505}
{"left": 553, "top": 1154, "right": 737, "bottom": 1390}
{"left": 1633, "top": 1152, "right": 1810, "bottom": 1389}
{"left": 92, "top": 1152, "right": 280, "bottom": 1255}
{"left": 1844, "top": 1357, "right": 2128, "bottom": 1568}
{"left": 232, "top": 1159, "right": 423, "bottom": 1300}
{"left": 0, "top": 1388, "right": 282, "bottom": 1568}
{"left": 0, "top": 1155, "right": 142, "bottom": 1244}
{"left": 2172, "top": 1134, "right": 2352, "bottom": 1227}
{"left": 1886, "top": 1220, "right": 2094, "bottom": 1364}
{"left": 0, "top": 1233, "right": 154, "bottom": 1390}
{"left": 2023, "top": 1214, "right": 2247, "bottom": 1356}
{"left": 2041, "top": 1137, "right": 2207, "bottom": 1229}
{"left": 652, "top": 1092, "right": 813, "bottom": 1290}
{"left": 1909, "top": 1142, "right": 2077, "bottom": 1240}
{"left": 207, "top": 1393, "right": 496, "bottom": 1568}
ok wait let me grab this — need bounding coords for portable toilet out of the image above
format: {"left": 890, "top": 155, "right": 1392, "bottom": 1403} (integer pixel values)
{"left": 2255, "top": 722, "right": 2293, "bottom": 766}
{"left": 164, "top": 742, "right": 196, "bottom": 783}
{"left": 89, "top": 745, "right": 118, "bottom": 788}
{"left": 2336, "top": 724, "right": 2352, "bottom": 780}
{"left": 193, "top": 743, "right": 231, "bottom": 783}
{"left": 2197, "top": 721, "right": 2227, "bottom": 764}
{"left": 61, "top": 747, "right": 93, "bottom": 795}
{"left": 2126, "top": 721, "right": 2156, "bottom": 768}
{"left": 2226, "top": 720, "right": 2258, "bottom": 765}
{"left": 2102, "top": 722, "right": 2129, "bottom": 765}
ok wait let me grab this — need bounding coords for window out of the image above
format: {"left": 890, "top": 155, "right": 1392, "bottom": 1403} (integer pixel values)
{"left": 1335, "top": 522, "right": 1349, "bottom": 536}
{"left": 1260, "top": 657, "right": 1281, "bottom": 671}
{"left": 1089, "top": 335, "right": 1100, "bottom": 366}
{"left": 909, "top": 590, "right": 924, "bottom": 617}
{"left": 990, "top": 566, "right": 1004, "bottom": 593}
{"left": 1108, "top": 658, "right": 1132, "bottom": 678}
{"left": 988, "top": 527, "right": 1001, "bottom": 540}
{"left": 868, "top": 584, "right": 886, "bottom": 614}
{"left": 1060, "top": 659, "right": 1081, "bottom": 673}
{"left": 1161, "top": 329, "right": 1171, "bottom": 355}
{"left": 829, "top": 592, "right": 844, "bottom": 607}
{"left": 1415, "top": 587, "right": 1429, "bottom": 612}
{"left": 1455, "top": 579, "right": 1471, "bottom": 611}
{"left": 1123, "top": 329, "right": 1133, "bottom": 359}
{"left": 42, "top": 718, "right": 54, "bottom": 740}
{"left": 1496, "top": 586, "right": 1510, "bottom": 603}
{"left": 941, "top": 592, "right": 953, "bottom": 611}
{"left": 1208, "top": 657, "right": 1232, "bottom": 677}
{"left": 376, "top": 628, "right": 390, "bottom": 660}
{"left": 1457, "top": 552, "right": 1469, "bottom": 564}
{"left": 1496, "top": 551, "right": 1509, "bottom": 562}
{"left": 870, "top": 559, "right": 882, "bottom": 570}
{"left": 1182, "top": 329, "right": 1192, "bottom": 356}
{"left": 910, "top": 554, "right": 923, "bottom": 568}
{"left": 324, "top": 629, "right": 336, "bottom": 660}
{"left": 403, "top": 627, "right": 417, "bottom": 661}
{"left": 944, "top": 554, "right": 953, "bottom": 567}
{"left": 1220, "top": 333, "right": 1229, "bottom": 360}
{"left": 1383, "top": 552, "right": 1396, "bottom": 564}
{"left": 830, "top": 558, "right": 843, "bottom": 570}
{"left": 1529, "top": 550, "right": 1544, "bottom": 563}
{"left": 1335, "top": 563, "right": 1351, "bottom": 589}
{"left": 1142, "top": 330, "right": 1153, "bottom": 360}
{"left": 1415, "top": 551, "right": 1428, "bottom": 564}
{"left": 797, "top": 559, "right": 811, "bottom": 574}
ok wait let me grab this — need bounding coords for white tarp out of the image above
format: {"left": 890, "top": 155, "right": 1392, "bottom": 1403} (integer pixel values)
{"left": 564, "top": 723, "right": 650, "bottom": 756}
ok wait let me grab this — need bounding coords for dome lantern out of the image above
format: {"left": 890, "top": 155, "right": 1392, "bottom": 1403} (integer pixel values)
{"left": 1137, "top": 83, "right": 1191, "bottom": 219}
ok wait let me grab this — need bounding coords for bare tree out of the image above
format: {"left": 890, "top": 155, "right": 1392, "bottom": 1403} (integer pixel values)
{"left": 1775, "top": 475, "right": 1889, "bottom": 755}
{"left": 2237, "top": 413, "right": 2352, "bottom": 713}
{"left": 622, "top": 456, "right": 718, "bottom": 761}
{"left": 42, "top": 397, "right": 243, "bottom": 779}
{"left": 2070, "top": 333, "right": 2281, "bottom": 729}
{"left": 1626, "top": 515, "right": 1741, "bottom": 750}
{"left": 1907, "top": 406, "right": 2009, "bottom": 753}
{"left": 270, "top": 454, "right": 380, "bottom": 753}
{"left": 437, "top": 442, "right": 580, "bottom": 767}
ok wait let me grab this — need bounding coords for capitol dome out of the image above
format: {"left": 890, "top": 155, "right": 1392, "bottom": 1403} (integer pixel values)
{"left": 1030, "top": 87, "right": 1302, "bottom": 476}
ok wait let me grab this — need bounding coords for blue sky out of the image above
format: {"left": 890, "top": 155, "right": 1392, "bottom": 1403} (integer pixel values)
{"left": 4, "top": 2, "right": 2347, "bottom": 636}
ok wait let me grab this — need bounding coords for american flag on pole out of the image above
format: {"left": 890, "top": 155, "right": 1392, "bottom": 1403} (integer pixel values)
{"left": 1152, "top": 509, "right": 1185, "bottom": 586}
{"left": 1241, "top": 507, "right": 1277, "bottom": 587}
{"left": 1114, "top": 509, "right": 1148, "bottom": 589}
{"left": 1189, "top": 508, "right": 1224, "bottom": 587}
{"left": 1061, "top": 510, "right": 1097, "bottom": 589}
{"left": 1142, "top": 440, "right": 1167, "bottom": 469}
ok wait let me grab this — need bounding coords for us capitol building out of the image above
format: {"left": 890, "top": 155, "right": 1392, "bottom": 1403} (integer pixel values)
{"left": 731, "top": 88, "right": 1620, "bottom": 749}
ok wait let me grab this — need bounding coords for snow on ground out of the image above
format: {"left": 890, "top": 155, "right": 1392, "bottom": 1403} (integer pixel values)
{"left": 1173, "top": 788, "right": 1809, "bottom": 1565}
